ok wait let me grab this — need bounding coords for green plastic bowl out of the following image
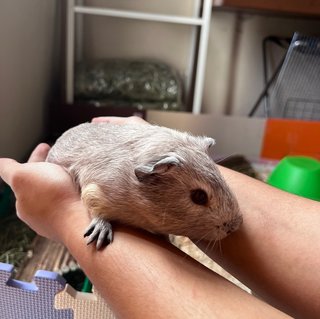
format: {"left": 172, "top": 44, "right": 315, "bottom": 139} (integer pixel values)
{"left": 267, "top": 156, "right": 320, "bottom": 201}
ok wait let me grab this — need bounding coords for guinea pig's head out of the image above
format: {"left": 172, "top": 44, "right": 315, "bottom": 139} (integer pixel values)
{"left": 134, "top": 136, "right": 242, "bottom": 241}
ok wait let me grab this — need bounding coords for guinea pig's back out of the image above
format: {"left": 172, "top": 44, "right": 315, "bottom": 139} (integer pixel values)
{"left": 47, "top": 122, "right": 198, "bottom": 171}
{"left": 47, "top": 123, "right": 125, "bottom": 166}
{"left": 47, "top": 122, "right": 164, "bottom": 164}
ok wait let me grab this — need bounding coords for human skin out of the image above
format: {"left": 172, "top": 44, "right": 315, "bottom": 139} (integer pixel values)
{"left": 197, "top": 166, "right": 320, "bottom": 318}
{"left": 0, "top": 117, "right": 319, "bottom": 318}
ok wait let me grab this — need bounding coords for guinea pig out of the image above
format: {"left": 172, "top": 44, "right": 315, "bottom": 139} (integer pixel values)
{"left": 46, "top": 121, "right": 242, "bottom": 249}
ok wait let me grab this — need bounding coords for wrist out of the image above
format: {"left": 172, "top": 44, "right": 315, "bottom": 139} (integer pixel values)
{"left": 54, "top": 201, "right": 90, "bottom": 247}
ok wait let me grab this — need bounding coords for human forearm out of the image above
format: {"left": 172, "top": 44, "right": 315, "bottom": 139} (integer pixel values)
{"left": 197, "top": 166, "right": 320, "bottom": 318}
{"left": 60, "top": 203, "right": 289, "bottom": 319}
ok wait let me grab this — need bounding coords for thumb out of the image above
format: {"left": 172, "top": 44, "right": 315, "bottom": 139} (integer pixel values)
{"left": 0, "top": 143, "right": 51, "bottom": 187}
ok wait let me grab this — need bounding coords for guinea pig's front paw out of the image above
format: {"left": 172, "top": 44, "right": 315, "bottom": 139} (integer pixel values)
{"left": 83, "top": 217, "right": 113, "bottom": 250}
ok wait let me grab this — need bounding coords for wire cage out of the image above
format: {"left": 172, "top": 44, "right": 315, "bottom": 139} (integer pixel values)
{"left": 249, "top": 33, "right": 320, "bottom": 121}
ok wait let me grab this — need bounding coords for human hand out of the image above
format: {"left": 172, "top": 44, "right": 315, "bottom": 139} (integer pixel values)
{"left": 0, "top": 143, "right": 82, "bottom": 242}
{"left": 91, "top": 115, "right": 148, "bottom": 125}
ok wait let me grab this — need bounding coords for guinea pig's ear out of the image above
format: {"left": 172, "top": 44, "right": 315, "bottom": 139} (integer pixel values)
{"left": 135, "top": 155, "right": 181, "bottom": 182}
{"left": 204, "top": 137, "right": 215, "bottom": 149}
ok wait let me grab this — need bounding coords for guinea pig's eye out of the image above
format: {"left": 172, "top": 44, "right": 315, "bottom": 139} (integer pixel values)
{"left": 190, "top": 189, "right": 208, "bottom": 206}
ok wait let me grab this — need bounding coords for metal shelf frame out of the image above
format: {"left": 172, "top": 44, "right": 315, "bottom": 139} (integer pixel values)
{"left": 66, "top": 0, "right": 212, "bottom": 114}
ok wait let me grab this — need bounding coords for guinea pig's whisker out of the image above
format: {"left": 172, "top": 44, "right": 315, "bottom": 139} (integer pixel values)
{"left": 209, "top": 239, "right": 218, "bottom": 254}
{"left": 203, "top": 238, "right": 212, "bottom": 253}
{"left": 205, "top": 230, "right": 221, "bottom": 254}
{"left": 193, "top": 228, "right": 216, "bottom": 252}
{"left": 213, "top": 154, "right": 236, "bottom": 164}
{"left": 218, "top": 239, "right": 223, "bottom": 254}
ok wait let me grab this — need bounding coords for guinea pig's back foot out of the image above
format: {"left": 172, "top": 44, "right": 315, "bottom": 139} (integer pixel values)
{"left": 84, "top": 217, "right": 113, "bottom": 249}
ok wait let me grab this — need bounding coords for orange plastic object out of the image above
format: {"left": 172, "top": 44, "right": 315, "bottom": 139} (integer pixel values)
{"left": 261, "top": 119, "right": 320, "bottom": 160}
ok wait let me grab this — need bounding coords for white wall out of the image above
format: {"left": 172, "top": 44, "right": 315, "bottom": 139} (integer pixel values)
{"left": 0, "top": 0, "right": 61, "bottom": 160}
{"left": 82, "top": 0, "right": 196, "bottom": 67}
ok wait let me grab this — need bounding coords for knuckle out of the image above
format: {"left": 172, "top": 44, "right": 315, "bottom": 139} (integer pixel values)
{"left": 129, "top": 115, "right": 145, "bottom": 124}
{"left": 10, "top": 168, "right": 27, "bottom": 191}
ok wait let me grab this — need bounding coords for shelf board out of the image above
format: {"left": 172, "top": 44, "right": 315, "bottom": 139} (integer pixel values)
{"left": 212, "top": 0, "right": 320, "bottom": 17}
{"left": 74, "top": 6, "right": 204, "bottom": 26}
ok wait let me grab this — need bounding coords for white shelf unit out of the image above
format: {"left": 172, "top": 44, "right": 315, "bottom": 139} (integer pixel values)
{"left": 66, "top": 0, "right": 212, "bottom": 114}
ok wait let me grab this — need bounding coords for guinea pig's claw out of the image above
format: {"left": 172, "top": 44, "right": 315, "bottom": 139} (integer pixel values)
{"left": 84, "top": 217, "right": 113, "bottom": 249}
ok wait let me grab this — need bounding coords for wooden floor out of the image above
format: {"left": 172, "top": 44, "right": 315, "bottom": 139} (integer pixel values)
{"left": 16, "top": 236, "right": 78, "bottom": 282}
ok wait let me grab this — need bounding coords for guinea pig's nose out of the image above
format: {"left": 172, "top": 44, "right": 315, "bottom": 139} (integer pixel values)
{"left": 221, "top": 222, "right": 232, "bottom": 234}
{"left": 222, "top": 215, "right": 243, "bottom": 234}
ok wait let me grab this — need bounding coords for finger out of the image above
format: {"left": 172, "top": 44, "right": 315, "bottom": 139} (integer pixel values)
{"left": 91, "top": 116, "right": 147, "bottom": 125}
{"left": 0, "top": 158, "right": 20, "bottom": 186}
{"left": 91, "top": 116, "right": 126, "bottom": 124}
{"left": 91, "top": 117, "right": 110, "bottom": 123}
{"left": 28, "top": 143, "right": 51, "bottom": 163}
